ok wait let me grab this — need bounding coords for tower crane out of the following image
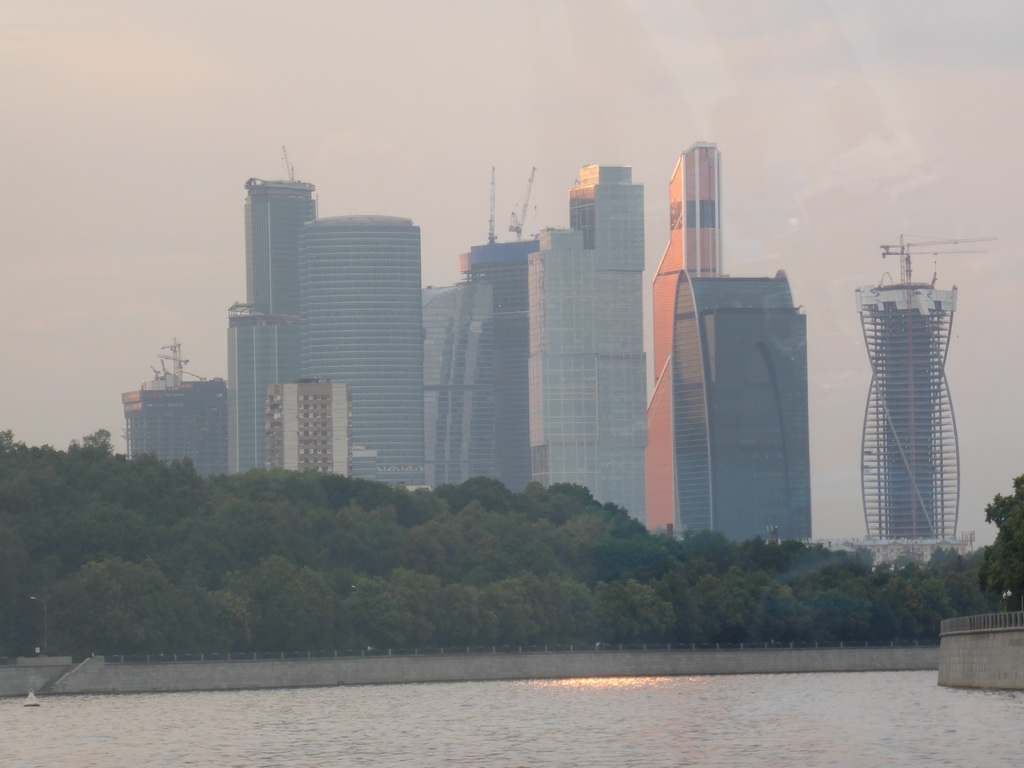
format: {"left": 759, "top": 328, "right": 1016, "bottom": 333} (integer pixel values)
{"left": 282, "top": 145, "right": 296, "bottom": 182}
{"left": 153, "top": 339, "right": 207, "bottom": 383}
{"left": 487, "top": 167, "right": 497, "bottom": 245}
{"left": 881, "top": 235, "right": 995, "bottom": 285}
{"left": 508, "top": 167, "right": 537, "bottom": 241}
{"left": 157, "top": 338, "right": 188, "bottom": 380}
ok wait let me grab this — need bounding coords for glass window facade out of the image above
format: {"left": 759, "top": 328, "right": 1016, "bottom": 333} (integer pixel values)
{"left": 530, "top": 166, "right": 647, "bottom": 522}
{"left": 648, "top": 143, "right": 723, "bottom": 531}
{"left": 229, "top": 178, "right": 315, "bottom": 473}
{"left": 244, "top": 178, "right": 317, "bottom": 316}
{"left": 672, "top": 273, "right": 811, "bottom": 541}
{"left": 300, "top": 216, "right": 425, "bottom": 486}
{"left": 422, "top": 282, "right": 495, "bottom": 487}
{"left": 227, "top": 309, "right": 300, "bottom": 473}
{"left": 460, "top": 240, "right": 539, "bottom": 492}
{"left": 123, "top": 379, "right": 228, "bottom": 477}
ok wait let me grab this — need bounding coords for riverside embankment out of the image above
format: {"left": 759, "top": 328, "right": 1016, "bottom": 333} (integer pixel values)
{"left": 1, "top": 644, "right": 937, "bottom": 697}
{"left": 939, "top": 610, "right": 1024, "bottom": 690}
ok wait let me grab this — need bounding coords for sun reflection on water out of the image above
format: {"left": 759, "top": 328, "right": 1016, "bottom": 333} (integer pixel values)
{"left": 522, "top": 676, "right": 677, "bottom": 690}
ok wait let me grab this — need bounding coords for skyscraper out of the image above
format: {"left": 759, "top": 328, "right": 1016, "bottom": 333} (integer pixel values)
{"left": 459, "top": 240, "right": 539, "bottom": 491}
{"left": 228, "top": 178, "right": 316, "bottom": 473}
{"left": 647, "top": 145, "right": 810, "bottom": 540}
{"left": 669, "top": 272, "right": 811, "bottom": 541}
{"left": 529, "top": 166, "right": 647, "bottom": 521}
{"left": 422, "top": 282, "right": 495, "bottom": 487}
{"left": 856, "top": 241, "right": 960, "bottom": 539}
{"left": 122, "top": 342, "right": 228, "bottom": 477}
{"left": 648, "top": 142, "right": 722, "bottom": 531}
{"left": 300, "top": 215, "right": 425, "bottom": 486}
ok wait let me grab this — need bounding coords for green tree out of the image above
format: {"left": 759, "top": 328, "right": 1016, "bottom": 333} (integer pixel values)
{"left": 224, "top": 555, "right": 337, "bottom": 651}
{"left": 980, "top": 476, "right": 1024, "bottom": 609}
{"left": 49, "top": 558, "right": 181, "bottom": 654}
{"left": 595, "top": 579, "right": 674, "bottom": 643}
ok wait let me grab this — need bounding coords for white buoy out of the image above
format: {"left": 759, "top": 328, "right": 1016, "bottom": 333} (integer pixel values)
{"left": 24, "top": 690, "right": 40, "bottom": 707}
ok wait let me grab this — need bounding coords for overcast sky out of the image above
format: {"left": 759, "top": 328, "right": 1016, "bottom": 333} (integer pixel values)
{"left": 3, "top": 0, "right": 1021, "bottom": 543}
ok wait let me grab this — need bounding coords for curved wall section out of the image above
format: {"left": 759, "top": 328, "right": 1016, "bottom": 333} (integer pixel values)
{"left": 939, "top": 611, "right": 1024, "bottom": 689}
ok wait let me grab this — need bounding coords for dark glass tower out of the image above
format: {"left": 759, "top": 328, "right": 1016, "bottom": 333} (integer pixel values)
{"left": 671, "top": 271, "right": 811, "bottom": 541}
{"left": 422, "top": 282, "right": 495, "bottom": 487}
{"left": 300, "top": 215, "right": 424, "bottom": 486}
{"left": 459, "top": 240, "right": 539, "bottom": 491}
{"left": 123, "top": 378, "right": 228, "bottom": 477}
{"left": 228, "top": 178, "right": 315, "bottom": 473}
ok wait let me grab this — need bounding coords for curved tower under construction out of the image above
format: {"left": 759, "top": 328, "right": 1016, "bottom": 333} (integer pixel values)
{"left": 856, "top": 240, "right": 960, "bottom": 539}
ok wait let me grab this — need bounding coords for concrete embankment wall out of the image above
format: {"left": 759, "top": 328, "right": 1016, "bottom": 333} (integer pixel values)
{"left": 939, "top": 611, "right": 1024, "bottom": 690}
{"left": 1, "top": 646, "right": 937, "bottom": 698}
{"left": 0, "top": 657, "right": 74, "bottom": 698}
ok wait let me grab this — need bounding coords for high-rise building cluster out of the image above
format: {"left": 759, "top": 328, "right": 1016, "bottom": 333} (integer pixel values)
{"left": 121, "top": 141, "right": 968, "bottom": 544}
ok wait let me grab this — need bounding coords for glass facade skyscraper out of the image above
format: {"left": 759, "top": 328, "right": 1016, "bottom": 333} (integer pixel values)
{"left": 459, "top": 240, "right": 539, "bottom": 491}
{"left": 648, "top": 146, "right": 810, "bottom": 540}
{"left": 422, "top": 282, "right": 495, "bottom": 487}
{"left": 671, "top": 272, "right": 811, "bottom": 541}
{"left": 227, "top": 305, "right": 300, "bottom": 473}
{"left": 529, "top": 166, "right": 647, "bottom": 521}
{"left": 244, "top": 178, "right": 318, "bottom": 316}
{"left": 123, "top": 377, "right": 228, "bottom": 477}
{"left": 648, "top": 142, "right": 722, "bottom": 531}
{"left": 300, "top": 215, "right": 425, "bottom": 486}
{"left": 228, "top": 178, "right": 315, "bottom": 473}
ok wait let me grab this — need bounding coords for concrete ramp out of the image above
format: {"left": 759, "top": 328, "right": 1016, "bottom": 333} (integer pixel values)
{"left": 39, "top": 656, "right": 99, "bottom": 694}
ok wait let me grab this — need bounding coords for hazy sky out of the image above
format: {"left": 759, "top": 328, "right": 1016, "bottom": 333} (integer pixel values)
{"left": 3, "top": 0, "right": 1022, "bottom": 543}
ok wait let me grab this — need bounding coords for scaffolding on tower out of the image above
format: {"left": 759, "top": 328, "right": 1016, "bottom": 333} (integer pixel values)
{"left": 856, "top": 236, "right": 992, "bottom": 540}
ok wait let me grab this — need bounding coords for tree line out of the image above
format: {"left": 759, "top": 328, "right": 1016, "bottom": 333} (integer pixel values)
{"left": 0, "top": 429, "right": 1000, "bottom": 658}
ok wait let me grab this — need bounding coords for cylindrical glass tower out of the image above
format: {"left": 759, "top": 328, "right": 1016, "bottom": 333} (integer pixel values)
{"left": 300, "top": 215, "right": 424, "bottom": 486}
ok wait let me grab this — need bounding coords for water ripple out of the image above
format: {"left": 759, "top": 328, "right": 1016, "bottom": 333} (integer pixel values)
{"left": 1, "top": 672, "right": 1021, "bottom": 767}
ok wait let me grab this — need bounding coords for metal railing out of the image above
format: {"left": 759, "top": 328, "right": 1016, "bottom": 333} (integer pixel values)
{"left": 94, "top": 639, "right": 936, "bottom": 665}
{"left": 940, "top": 611, "right": 1024, "bottom": 635}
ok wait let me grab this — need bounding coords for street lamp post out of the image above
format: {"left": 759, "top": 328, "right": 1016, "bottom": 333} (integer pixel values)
{"left": 29, "top": 596, "right": 47, "bottom": 655}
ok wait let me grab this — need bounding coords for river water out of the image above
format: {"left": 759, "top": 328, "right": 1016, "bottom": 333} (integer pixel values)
{"left": 2, "top": 671, "right": 1019, "bottom": 767}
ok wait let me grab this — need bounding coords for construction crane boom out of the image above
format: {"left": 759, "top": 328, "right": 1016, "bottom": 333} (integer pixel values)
{"left": 509, "top": 167, "right": 537, "bottom": 241}
{"left": 881, "top": 235, "right": 995, "bottom": 285}
{"left": 281, "top": 145, "right": 296, "bottom": 182}
{"left": 487, "top": 167, "right": 496, "bottom": 245}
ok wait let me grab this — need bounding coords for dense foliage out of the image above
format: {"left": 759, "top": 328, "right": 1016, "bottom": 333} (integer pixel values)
{"left": 979, "top": 474, "right": 1024, "bottom": 609}
{"left": 0, "top": 430, "right": 996, "bottom": 658}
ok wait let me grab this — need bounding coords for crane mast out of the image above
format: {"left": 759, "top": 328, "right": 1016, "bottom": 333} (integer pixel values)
{"left": 281, "top": 145, "right": 296, "bottom": 182}
{"left": 509, "top": 167, "right": 537, "bottom": 241}
{"left": 487, "top": 167, "right": 496, "bottom": 245}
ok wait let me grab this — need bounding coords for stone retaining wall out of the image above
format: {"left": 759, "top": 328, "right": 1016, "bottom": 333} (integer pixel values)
{"left": 0, "top": 646, "right": 937, "bottom": 698}
{"left": 939, "top": 611, "right": 1024, "bottom": 690}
